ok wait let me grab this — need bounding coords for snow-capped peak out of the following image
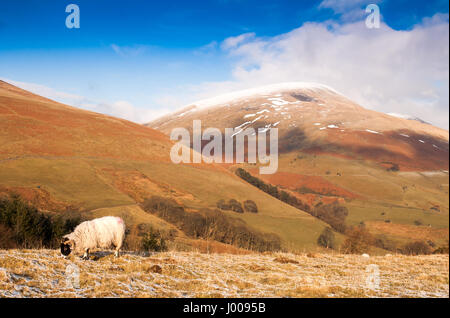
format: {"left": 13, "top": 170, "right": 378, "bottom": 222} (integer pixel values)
{"left": 186, "top": 82, "right": 338, "bottom": 110}
{"left": 387, "top": 113, "right": 429, "bottom": 124}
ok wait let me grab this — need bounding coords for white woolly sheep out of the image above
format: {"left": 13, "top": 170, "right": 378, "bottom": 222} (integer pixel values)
{"left": 60, "top": 216, "right": 126, "bottom": 259}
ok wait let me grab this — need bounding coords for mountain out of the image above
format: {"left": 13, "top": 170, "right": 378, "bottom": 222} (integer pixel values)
{"left": 386, "top": 113, "right": 430, "bottom": 125}
{"left": 0, "top": 80, "right": 331, "bottom": 252}
{"left": 147, "top": 82, "right": 449, "bottom": 248}
{"left": 147, "top": 82, "right": 448, "bottom": 171}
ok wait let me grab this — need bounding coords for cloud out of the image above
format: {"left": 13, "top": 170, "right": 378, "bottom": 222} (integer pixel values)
{"left": 319, "top": 0, "right": 377, "bottom": 13}
{"left": 318, "top": 0, "right": 382, "bottom": 23}
{"left": 193, "top": 41, "right": 219, "bottom": 56}
{"left": 186, "top": 15, "right": 449, "bottom": 129}
{"left": 0, "top": 78, "right": 86, "bottom": 105}
{"left": 221, "top": 32, "right": 256, "bottom": 50}
{"left": 82, "top": 100, "right": 172, "bottom": 124}
{"left": 1, "top": 78, "right": 170, "bottom": 124}
{"left": 110, "top": 44, "right": 149, "bottom": 57}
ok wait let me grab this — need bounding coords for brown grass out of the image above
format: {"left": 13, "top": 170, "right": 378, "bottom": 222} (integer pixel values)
{"left": 367, "top": 221, "right": 449, "bottom": 244}
{"left": 0, "top": 249, "right": 447, "bottom": 298}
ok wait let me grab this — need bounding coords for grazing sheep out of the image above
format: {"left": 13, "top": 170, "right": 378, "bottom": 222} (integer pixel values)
{"left": 60, "top": 216, "right": 126, "bottom": 259}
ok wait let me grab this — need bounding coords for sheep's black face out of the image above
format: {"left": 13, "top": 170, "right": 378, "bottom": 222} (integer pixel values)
{"left": 60, "top": 239, "right": 72, "bottom": 256}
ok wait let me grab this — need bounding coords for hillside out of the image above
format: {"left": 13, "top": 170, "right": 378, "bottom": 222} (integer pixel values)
{"left": 0, "top": 80, "right": 331, "bottom": 252}
{"left": 147, "top": 82, "right": 449, "bottom": 249}
{"left": 0, "top": 249, "right": 448, "bottom": 298}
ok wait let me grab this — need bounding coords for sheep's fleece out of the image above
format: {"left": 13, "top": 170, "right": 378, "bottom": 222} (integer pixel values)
{"left": 62, "top": 216, "right": 125, "bottom": 257}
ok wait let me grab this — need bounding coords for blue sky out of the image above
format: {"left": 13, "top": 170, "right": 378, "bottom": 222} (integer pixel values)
{"left": 0, "top": 0, "right": 449, "bottom": 127}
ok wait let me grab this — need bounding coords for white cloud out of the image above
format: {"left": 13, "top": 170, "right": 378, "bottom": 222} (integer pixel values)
{"left": 82, "top": 100, "right": 171, "bottom": 124}
{"left": 319, "top": 0, "right": 378, "bottom": 13}
{"left": 319, "top": 0, "right": 382, "bottom": 22}
{"left": 0, "top": 78, "right": 170, "bottom": 124}
{"left": 111, "top": 44, "right": 149, "bottom": 57}
{"left": 221, "top": 32, "right": 256, "bottom": 50}
{"left": 186, "top": 15, "right": 449, "bottom": 129}
{"left": 0, "top": 78, "right": 86, "bottom": 105}
{"left": 194, "top": 41, "right": 219, "bottom": 56}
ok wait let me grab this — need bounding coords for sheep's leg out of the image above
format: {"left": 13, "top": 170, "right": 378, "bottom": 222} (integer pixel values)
{"left": 114, "top": 243, "right": 122, "bottom": 258}
{"left": 82, "top": 248, "right": 90, "bottom": 260}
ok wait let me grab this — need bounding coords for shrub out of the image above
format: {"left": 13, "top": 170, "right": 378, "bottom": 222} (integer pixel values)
{"left": 142, "top": 196, "right": 185, "bottom": 226}
{"left": 243, "top": 200, "right": 258, "bottom": 213}
{"left": 433, "top": 246, "right": 449, "bottom": 254}
{"left": 0, "top": 224, "right": 16, "bottom": 249}
{"left": 235, "top": 168, "right": 279, "bottom": 199}
{"left": 141, "top": 228, "right": 167, "bottom": 252}
{"left": 402, "top": 241, "right": 432, "bottom": 255}
{"left": 387, "top": 163, "right": 399, "bottom": 172}
{"left": 317, "top": 227, "right": 335, "bottom": 249}
{"left": 228, "top": 199, "right": 244, "bottom": 213}
{"left": 296, "top": 186, "right": 322, "bottom": 195}
{"left": 235, "top": 168, "right": 351, "bottom": 231}
{"left": 0, "top": 194, "right": 81, "bottom": 249}
{"left": 373, "top": 234, "right": 397, "bottom": 252}
{"left": 216, "top": 199, "right": 231, "bottom": 210}
{"left": 217, "top": 199, "right": 248, "bottom": 213}
{"left": 141, "top": 196, "right": 281, "bottom": 252}
{"left": 311, "top": 203, "right": 348, "bottom": 233}
{"left": 414, "top": 220, "right": 423, "bottom": 226}
{"left": 342, "top": 226, "right": 374, "bottom": 254}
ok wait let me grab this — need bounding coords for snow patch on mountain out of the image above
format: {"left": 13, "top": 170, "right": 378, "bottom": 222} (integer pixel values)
{"left": 187, "top": 82, "right": 338, "bottom": 110}
{"left": 387, "top": 113, "right": 429, "bottom": 124}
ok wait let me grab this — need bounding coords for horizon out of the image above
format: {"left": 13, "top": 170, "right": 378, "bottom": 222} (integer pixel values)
{"left": 0, "top": 0, "right": 449, "bottom": 129}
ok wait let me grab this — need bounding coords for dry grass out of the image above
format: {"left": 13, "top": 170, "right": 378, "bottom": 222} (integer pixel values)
{"left": 0, "top": 249, "right": 447, "bottom": 298}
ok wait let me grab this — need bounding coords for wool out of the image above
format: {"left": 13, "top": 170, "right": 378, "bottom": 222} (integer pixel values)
{"left": 64, "top": 216, "right": 125, "bottom": 257}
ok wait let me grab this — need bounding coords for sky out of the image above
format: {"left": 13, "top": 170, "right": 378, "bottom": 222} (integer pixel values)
{"left": 0, "top": 0, "right": 449, "bottom": 128}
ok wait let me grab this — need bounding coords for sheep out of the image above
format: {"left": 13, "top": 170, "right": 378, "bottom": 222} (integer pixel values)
{"left": 60, "top": 216, "right": 126, "bottom": 260}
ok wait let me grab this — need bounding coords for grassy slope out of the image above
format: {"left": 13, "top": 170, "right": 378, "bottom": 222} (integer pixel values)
{"left": 0, "top": 157, "right": 331, "bottom": 251}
